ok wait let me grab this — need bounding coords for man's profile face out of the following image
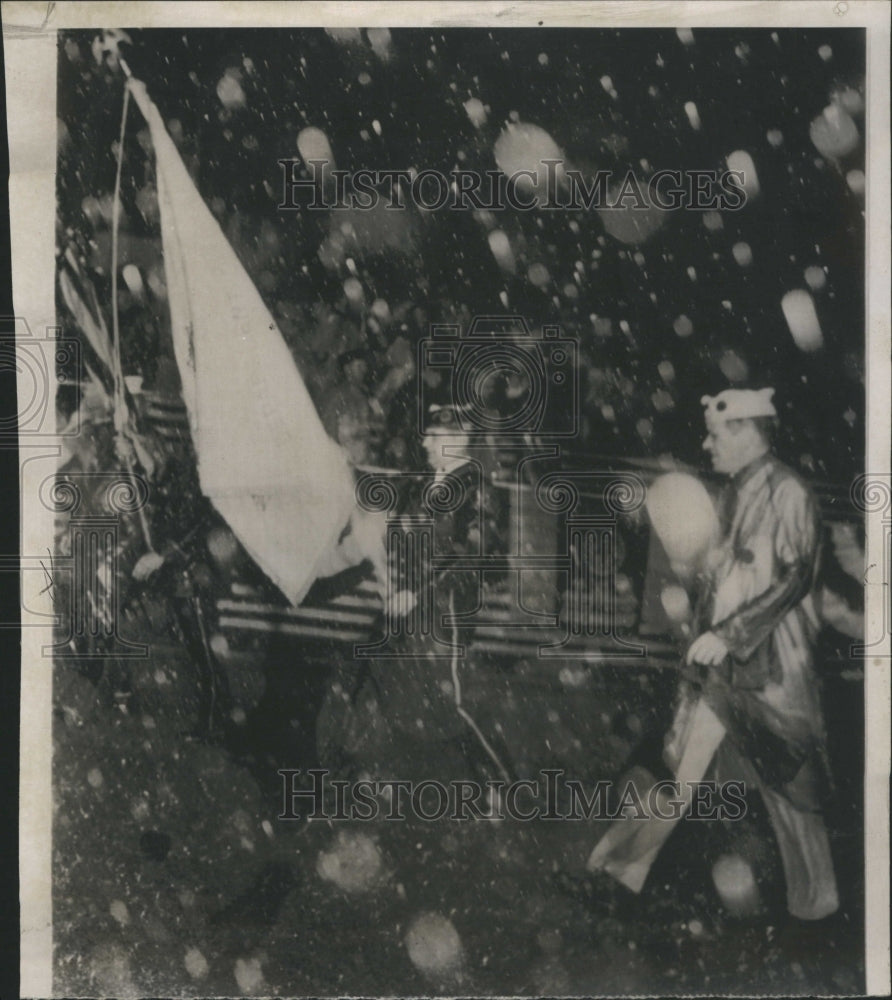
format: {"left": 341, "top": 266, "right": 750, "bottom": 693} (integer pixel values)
{"left": 702, "top": 418, "right": 749, "bottom": 475}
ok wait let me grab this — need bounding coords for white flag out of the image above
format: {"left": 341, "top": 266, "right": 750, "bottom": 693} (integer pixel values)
{"left": 128, "top": 78, "right": 356, "bottom": 606}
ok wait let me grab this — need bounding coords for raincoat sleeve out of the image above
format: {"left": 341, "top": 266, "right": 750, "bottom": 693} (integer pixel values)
{"left": 711, "top": 476, "right": 821, "bottom": 665}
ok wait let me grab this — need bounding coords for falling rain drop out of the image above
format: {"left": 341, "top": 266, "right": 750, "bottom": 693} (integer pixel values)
{"left": 405, "top": 912, "right": 464, "bottom": 979}
{"left": 804, "top": 266, "right": 826, "bottom": 291}
{"left": 527, "top": 262, "right": 551, "bottom": 288}
{"left": 367, "top": 28, "right": 393, "bottom": 61}
{"left": 673, "top": 315, "right": 694, "bottom": 338}
{"left": 660, "top": 584, "right": 691, "bottom": 623}
{"left": 297, "top": 127, "right": 335, "bottom": 169}
{"left": 810, "top": 104, "right": 859, "bottom": 159}
{"left": 121, "top": 264, "right": 144, "bottom": 297}
{"left": 726, "top": 150, "right": 760, "bottom": 199}
{"left": 636, "top": 418, "right": 654, "bottom": 443}
{"left": 487, "top": 230, "right": 516, "bottom": 274}
{"left": 832, "top": 87, "right": 864, "bottom": 117}
{"left": 781, "top": 289, "right": 823, "bottom": 352}
{"left": 712, "top": 854, "right": 761, "bottom": 918}
{"left": 846, "top": 169, "right": 865, "bottom": 196}
{"left": 343, "top": 277, "right": 365, "bottom": 307}
{"left": 326, "top": 28, "right": 363, "bottom": 44}
{"left": 494, "top": 122, "right": 563, "bottom": 195}
{"left": 463, "top": 98, "right": 487, "bottom": 128}
{"left": 719, "top": 350, "right": 749, "bottom": 383}
{"left": 216, "top": 69, "right": 246, "bottom": 110}
{"left": 732, "top": 242, "right": 753, "bottom": 267}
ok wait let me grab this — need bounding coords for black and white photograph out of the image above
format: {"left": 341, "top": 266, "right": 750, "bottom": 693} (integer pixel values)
{"left": 4, "top": 2, "right": 890, "bottom": 997}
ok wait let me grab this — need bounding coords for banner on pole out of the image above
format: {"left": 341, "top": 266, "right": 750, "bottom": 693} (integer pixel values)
{"left": 128, "top": 78, "right": 356, "bottom": 606}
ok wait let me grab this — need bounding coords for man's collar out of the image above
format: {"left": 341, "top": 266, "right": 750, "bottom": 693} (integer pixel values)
{"left": 730, "top": 450, "right": 772, "bottom": 490}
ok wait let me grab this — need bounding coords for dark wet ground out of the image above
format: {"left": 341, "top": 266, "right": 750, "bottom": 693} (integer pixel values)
{"left": 53, "top": 607, "right": 864, "bottom": 997}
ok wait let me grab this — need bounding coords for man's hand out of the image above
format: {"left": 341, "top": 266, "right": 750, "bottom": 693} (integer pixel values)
{"left": 686, "top": 630, "right": 729, "bottom": 666}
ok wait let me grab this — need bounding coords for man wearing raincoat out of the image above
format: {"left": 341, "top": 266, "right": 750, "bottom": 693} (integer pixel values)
{"left": 588, "top": 387, "right": 839, "bottom": 922}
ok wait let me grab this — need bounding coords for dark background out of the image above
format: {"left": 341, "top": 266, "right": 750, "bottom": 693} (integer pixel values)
{"left": 55, "top": 26, "right": 866, "bottom": 484}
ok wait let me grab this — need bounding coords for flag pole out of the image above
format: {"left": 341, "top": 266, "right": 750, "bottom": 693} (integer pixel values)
{"left": 110, "top": 85, "right": 130, "bottom": 437}
{"left": 108, "top": 48, "right": 155, "bottom": 552}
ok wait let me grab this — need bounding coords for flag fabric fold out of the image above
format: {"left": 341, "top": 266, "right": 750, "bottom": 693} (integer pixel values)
{"left": 128, "top": 78, "right": 356, "bottom": 606}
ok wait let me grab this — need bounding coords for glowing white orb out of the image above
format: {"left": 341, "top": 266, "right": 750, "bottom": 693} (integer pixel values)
{"left": 81, "top": 195, "right": 103, "bottom": 228}
{"left": 343, "top": 277, "right": 365, "bottom": 306}
{"left": 660, "top": 584, "right": 691, "bottom": 623}
{"left": 804, "top": 266, "right": 826, "bottom": 291}
{"left": 370, "top": 298, "right": 391, "bottom": 322}
{"left": 781, "top": 289, "right": 823, "bottom": 352}
{"left": 209, "top": 633, "right": 230, "bottom": 659}
{"left": 846, "top": 169, "right": 865, "bottom": 196}
{"left": 810, "top": 104, "right": 859, "bottom": 159}
{"left": 726, "top": 150, "right": 760, "bottom": 198}
{"left": 367, "top": 27, "right": 392, "bottom": 61}
{"left": 405, "top": 912, "right": 464, "bottom": 977}
{"left": 326, "top": 28, "right": 362, "bottom": 44}
{"left": 297, "top": 127, "right": 335, "bottom": 169}
{"left": 527, "top": 262, "right": 551, "bottom": 288}
{"left": 206, "top": 526, "right": 240, "bottom": 569}
{"left": 711, "top": 853, "right": 760, "bottom": 917}
{"left": 488, "top": 229, "right": 516, "bottom": 273}
{"left": 317, "top": 830, "right": 383, "bottom": 894}
{"left": 121, "top": 264, "right": 144, "bottom": 297}
{"left": 494, "top": 122, "right": 562, "bottom": 190}
{"left": 732, "top": 242, "right": 753, "bottom": 267}
{"left": 600, "top": 194, "right": 665, "bottom": 245}
{"left": 646, "top": 473, "right": 718, "bottom": 564}
{"left": 673, "top": 314, "right": 694, "bottom": 338}
{"left": 463, "top": 97, "right": 487, "bottom": 128}
{"left": 719, "top": 349, "right": 749, "bottom": 383}
{"left": 216, "top": 70, "right": 245, "bottom": 110}
{"left": 832, "top": 86, "right": 864, "bottom": 117}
